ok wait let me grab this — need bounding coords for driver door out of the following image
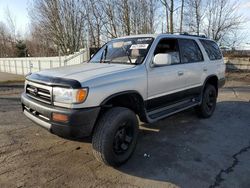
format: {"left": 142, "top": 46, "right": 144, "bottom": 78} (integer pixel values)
{"left": 147, "top": 38, "right": 188, "bottom": 110}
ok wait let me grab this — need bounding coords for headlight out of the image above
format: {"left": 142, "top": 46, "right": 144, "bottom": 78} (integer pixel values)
{"left": 53, "top": 87, "right": 88, "bottom": 104}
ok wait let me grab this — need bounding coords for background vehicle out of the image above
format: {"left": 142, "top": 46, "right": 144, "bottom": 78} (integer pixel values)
{"left": 21, "top": 33, "right": 225, "bottom": 166}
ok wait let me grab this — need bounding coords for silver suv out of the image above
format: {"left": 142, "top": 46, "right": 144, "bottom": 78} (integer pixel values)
{"left": 21, "top": 34, "right": 225, "bottom": 166}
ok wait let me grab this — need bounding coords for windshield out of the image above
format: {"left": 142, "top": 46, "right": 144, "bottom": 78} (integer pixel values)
{"left": 89, "top": 37, "right": 154, "bottom": 65}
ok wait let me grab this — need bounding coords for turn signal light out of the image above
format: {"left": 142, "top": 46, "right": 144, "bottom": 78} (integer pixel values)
{"left": 52, "top": 113, "right": 69, "bottom": 122}
{"left": 76, "top": 89, "right": 88, "bottom": 103}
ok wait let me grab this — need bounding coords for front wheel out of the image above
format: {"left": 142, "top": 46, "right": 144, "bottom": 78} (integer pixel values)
{"left": 92, "top": 107, "right": 139, "bottom": 166}
{"left": 196, "top": 84, "right": 217, "bottom": 118}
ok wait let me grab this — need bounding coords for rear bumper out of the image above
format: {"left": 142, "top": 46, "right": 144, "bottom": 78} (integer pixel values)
{"left": 21, "top": 93, "right": 100, "bottom": 138}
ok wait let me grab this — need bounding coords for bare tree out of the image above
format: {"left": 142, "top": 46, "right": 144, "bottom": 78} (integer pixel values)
{"left": 179, "top": 0, "right": 185, "bottom": 33}
{"left": 100, "top": 0, "right": 119, "bottom": 38}
{"left": 117, "top": 0, "right": 131, "bottom": 35}
{"left": 5, "top": 7, "right": 17, "bottom": 41}
{"left": 129, "top": 0, "right": 157, "bottom": 34}
{"left": 160, "top": 0, "right": 175, "bottom": 33}
{"left": 220, "top": 30, "right": 247, "bottom": 49}
{"left": 85, "top": 0, "right": 106, "bottom": 47}
{"left": 0, "top": 22, "right": 11, "bottom": 57}
{"left": 148, "top": 0, "right": 157, "bottom": 33}
{"left": 160, "top": 0, "right": 170, "bottom": 32}
{"left": 169, "top": 0, "right": 174, "bottom": 33}
{"left": 98, "top": 0, "right": 157, "bottom": 39}
{"left": 185, "top": 0, "right": 205, "bottom": 35}
{"left": 26, "top": 24, "right": 57, "bottom": 57}
{"left": 29, "top": 0, "right": 87, "bottom": 54}
{"left": 204, "top": 0, "right": 243, "bottom": 43}
{"left": 16, "top": 0, "right": 247, "bottom": 55}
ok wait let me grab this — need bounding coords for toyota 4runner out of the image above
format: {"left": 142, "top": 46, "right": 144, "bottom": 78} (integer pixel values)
{"left": 21, "top": 34, "right": 225, "bottom": 166}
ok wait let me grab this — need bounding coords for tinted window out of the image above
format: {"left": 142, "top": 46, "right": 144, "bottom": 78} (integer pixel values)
{"left": 154, "top": 38, "right": 180, "bottom": 64}
{"left": 200, "top": 40, "right": 222, "bottom": 60}
{"left": 178, "top": 39, "right": 203, "bottom": 63}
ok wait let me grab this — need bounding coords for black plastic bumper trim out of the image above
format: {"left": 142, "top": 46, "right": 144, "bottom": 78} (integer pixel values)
{"left": 21, "top": 93, "right": 100, "bottom": 138}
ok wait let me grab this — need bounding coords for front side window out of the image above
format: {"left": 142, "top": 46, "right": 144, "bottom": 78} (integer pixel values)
{"left": 154, "top": 38, "right": 180, "bottom": 64}
{"left": 178, "top": 39, "right": 203, "bottom": 63}
{"left": 89, "top": 37, "right": 154, "bottom": 65}
{"left": 199, "top": 39, "right": 222, "bottom": 60}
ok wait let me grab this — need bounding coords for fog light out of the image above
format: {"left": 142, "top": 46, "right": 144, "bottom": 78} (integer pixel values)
{"left": 52, "top": 113, "right": 69, "bottom": 122}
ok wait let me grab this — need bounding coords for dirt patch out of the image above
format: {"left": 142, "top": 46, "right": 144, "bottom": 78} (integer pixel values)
{"left": 225, "top": 72, "right": 250, "bottom": 87}
{"left": 0, "top": 72, "right": 25, "bottom": 83}
{"left": 226, "top": 72, "right": 250, "bottom": 82}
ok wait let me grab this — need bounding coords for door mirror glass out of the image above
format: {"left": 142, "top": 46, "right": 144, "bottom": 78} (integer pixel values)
{"left": 153, "top": 53, "right": 172, "bottom": 66}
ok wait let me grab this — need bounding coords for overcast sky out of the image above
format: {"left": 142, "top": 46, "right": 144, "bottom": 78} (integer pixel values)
{"left": 0, "top": 0, "right": 30, "bottom": 35}
{"left": 0, "top": 0, "right": 250, "bottom": 44}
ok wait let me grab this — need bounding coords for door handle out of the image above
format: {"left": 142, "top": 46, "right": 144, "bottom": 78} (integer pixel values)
{"left": 203, "top": 67, "right": 207, "bottom": 72}
{"left": 178, "top": 71, "right": 184, "bottom": 76}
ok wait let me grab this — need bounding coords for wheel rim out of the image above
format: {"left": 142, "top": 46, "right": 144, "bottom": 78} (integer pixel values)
{"left": 205, "top": 89, "right": 216, "bottom": 113}
{"left": 113, "top": 121, "right": 134, "bottom": 155}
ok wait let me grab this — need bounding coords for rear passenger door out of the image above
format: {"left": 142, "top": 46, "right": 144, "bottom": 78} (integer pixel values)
{"left": 178, "top": 38, "right": 205, "bottom": 90}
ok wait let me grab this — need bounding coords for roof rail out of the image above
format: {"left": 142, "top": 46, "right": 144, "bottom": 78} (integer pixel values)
{"left": 180, "top": 32, "right": 207, "bottom": 38}
{"left": 163, "top": 32, "right": 207, "bottom": 38}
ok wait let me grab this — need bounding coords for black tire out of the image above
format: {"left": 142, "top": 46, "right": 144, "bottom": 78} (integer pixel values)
{"left": 196, "top": 84, "right": 217, "bottom": 118}
{"left": 92, "top": 107, "right": 139, "bottom": 166}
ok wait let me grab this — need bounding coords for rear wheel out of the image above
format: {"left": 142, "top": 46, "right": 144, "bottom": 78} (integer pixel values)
{"left": 196, "top": 84, "right": 217, "bottom": 118}
{"left": 92, "top": 107, "right": 138, "bottom": 166}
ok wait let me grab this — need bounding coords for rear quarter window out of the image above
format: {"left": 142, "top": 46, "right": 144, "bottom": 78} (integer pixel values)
{"left": 200, "top": 40, "right": 222, "bottom": 60}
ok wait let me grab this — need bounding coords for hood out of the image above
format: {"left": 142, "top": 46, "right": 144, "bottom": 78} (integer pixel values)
{"left": 35, "top": 63, "right": 135, "bottom": 83}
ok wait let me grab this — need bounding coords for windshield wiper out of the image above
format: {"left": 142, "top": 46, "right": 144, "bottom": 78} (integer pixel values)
{"left": 121, "top": 46, "right": 132, "bottom": 64}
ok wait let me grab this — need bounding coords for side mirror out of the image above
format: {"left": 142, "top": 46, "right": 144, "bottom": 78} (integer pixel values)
{"left": 90, "top": 54, "right": 94, "bottom": 58}
{"left": 153, "top": 53, "right": 172, "bottom": 66}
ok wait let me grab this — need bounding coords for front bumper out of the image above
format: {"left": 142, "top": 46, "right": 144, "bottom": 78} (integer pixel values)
{"left": 21, "top": 93, "right": 100, "bottom": 138}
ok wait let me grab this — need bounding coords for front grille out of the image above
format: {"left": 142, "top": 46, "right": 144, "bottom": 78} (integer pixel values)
{"left": 26, "top": 82, "right": 52, "bottom": 104}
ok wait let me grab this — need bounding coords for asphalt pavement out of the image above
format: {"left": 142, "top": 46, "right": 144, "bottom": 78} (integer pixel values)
{"left": 0, "top": 80, "right": 249, "bottom": 188}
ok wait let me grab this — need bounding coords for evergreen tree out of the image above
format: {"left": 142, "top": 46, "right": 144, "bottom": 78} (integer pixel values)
{"left": 15, "top": 40, "right": 27, "bottom": 57}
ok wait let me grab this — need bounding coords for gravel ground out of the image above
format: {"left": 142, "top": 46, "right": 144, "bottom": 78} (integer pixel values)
{"left": 0, "top": 77, "right": 249, "bottom": 188}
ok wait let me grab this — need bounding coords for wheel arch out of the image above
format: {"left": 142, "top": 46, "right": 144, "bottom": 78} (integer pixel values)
{"left": 203, "top": 75, "right": 219, "bottom": 96}
{"left": 99, "top": 90, "right": 148, "bottom": 122}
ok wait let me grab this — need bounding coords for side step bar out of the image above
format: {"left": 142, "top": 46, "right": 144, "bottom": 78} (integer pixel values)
{"left": 146, "top": 98, "right": 200, "bottom": 122}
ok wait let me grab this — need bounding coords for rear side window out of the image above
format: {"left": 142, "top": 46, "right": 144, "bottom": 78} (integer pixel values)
{"left": 178, "top": 39, "right": 203, "bottom": 63}
{"left": 200, "top": 40, "right": 222, "bottom": 60}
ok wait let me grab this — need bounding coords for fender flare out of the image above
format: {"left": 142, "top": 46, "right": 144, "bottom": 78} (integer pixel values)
{"left": 100, "top": 90, "right": 145, "bottom": 106}
{"left": 201, "top": 74, "right": 219, "bottom": 96}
